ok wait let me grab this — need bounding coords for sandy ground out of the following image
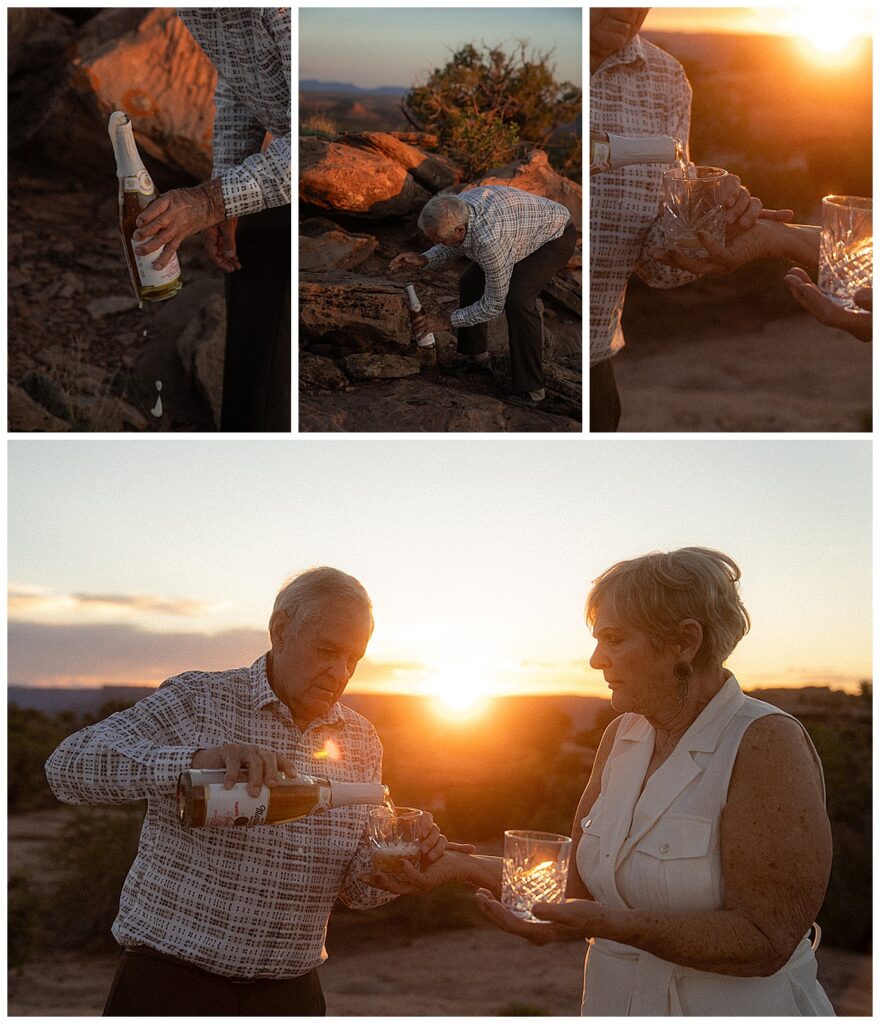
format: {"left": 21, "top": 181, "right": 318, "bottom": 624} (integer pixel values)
{"left": 7, "top": 931, "right": 871, "bottom": 1016}
{"left": 611, "top": 272, "right": 872, "bottom": 432}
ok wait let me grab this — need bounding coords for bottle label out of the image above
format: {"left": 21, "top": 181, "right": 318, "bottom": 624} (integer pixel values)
{"left": 203, "top": 783, "right": 269, "bottom": 827}
{"left": 132, "top": 237, "right": 181, "bottom": 288}
{"left": 124, "top": 170, "right": 155, "bottom": 197}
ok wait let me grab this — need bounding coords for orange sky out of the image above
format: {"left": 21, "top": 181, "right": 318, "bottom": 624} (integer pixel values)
{"left": 644, "top": 7, "right": 872, "bottom": 38}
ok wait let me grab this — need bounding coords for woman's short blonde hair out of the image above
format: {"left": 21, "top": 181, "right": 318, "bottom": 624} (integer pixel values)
{"left": 586, "top": 547, "right": 750, "bottom": 668}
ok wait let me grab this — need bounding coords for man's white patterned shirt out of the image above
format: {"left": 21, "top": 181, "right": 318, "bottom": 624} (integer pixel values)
{"left": 590, "top": 34, "right": 696, "bottom": 364}
{"left": 45, "top": 655, "right": 393, "bottom": 979}
{"left": 178, "top": 9, "right": 291, "bottom": 218}
{"left": 423, "top": 185, "right": 571, "bottom": 327}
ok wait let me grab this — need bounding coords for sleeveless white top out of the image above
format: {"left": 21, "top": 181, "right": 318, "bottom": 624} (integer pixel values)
{"left": 576, "top": 675, "right": 835, "bottom": 1016}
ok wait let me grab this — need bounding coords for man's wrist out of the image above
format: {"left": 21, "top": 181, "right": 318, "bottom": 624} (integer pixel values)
{"left": 196, "top": 179, "right": 227, "bottom": 227}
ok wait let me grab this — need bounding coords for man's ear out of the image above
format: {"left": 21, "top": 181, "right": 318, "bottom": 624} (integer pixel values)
{"left": 269, "top": 609, "right": 289, "bottom": 649}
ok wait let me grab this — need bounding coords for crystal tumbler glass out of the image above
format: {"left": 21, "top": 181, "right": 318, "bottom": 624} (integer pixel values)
{"left": 818, "top": 196, "right": 873, "bottom": 311}
{"left": 501, "top": 829, "right": 571, "bottom": 923}
{"left": 661, "top": 166, "right": 729, "bottom": 258}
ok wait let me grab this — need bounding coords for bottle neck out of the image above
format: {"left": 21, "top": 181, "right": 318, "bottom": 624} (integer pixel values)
{"left": 607, "top": 132, "right": 677, "bottom": 167}
{"left": 404, "top": 284, "right": 422, "bottom": 312}
{"left": 111, "top": 118, "right": 147, "bottom": 180}
{"left": 329, "top": 781, "right": 388, "bottom": 808}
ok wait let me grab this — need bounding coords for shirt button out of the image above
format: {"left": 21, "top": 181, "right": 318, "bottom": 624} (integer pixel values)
{"left": 659, "top": 843, "right": 670, "bottom": 854}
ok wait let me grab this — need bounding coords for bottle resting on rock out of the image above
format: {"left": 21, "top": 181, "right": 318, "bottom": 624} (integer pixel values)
{"left": 108, "top": 110, "right": 182, "bottom": 302}
{"left": 177, "top": 769, "right": 389, "bottom": 828}
{"left": 590, "top": 130, "right": 684, "bottom": 175}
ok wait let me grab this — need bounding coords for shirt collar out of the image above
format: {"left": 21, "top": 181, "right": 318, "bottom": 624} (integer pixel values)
{"left": 596, "top": 33, "right": 646, "bottom": 74}
{"left": 249, "top": 653, "right": 347, "bottom": 731}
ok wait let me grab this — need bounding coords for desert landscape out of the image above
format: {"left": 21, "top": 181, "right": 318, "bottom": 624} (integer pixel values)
{"left": 298, "top": 55, "right": 583, "bottom": 433}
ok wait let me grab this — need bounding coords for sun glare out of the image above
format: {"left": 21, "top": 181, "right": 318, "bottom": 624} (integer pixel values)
{"left": 786, "top": 10, "right": 867, "bottom": 61}
{"left": 425, "top": 664, "right": 495, "bottom": 719}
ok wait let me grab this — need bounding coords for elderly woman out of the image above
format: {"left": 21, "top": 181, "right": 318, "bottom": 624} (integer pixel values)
{"left": 365, "top": 547, "right": 834, "bottom": 1015}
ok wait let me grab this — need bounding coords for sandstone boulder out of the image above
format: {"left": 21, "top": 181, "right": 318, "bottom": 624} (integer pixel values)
{"left": 8, "top": 384, "right": 72, "bottom": 432}
{"left": 300, "top": 218, "right": 379, "bottom": 273}
{"left": 11, "top": 8, "right": 218, "bottom": 181}
{"left": 542, "top": 268, "right": 581, "bottom": 316}
{"left": 300, "top": 272, "right": 412, "bottom": 350}
{"left": 344, "top": 132, "right": 461, "bottom": 193}
{"left": 300, "top": 137, "right": 430, "bottom": 218}
{"left": 341, "top": 353, "right": 421, "bottom": 382}
{"left": 300, "top": 352, "right": 349, "bottom": 390}
{"left": 72, "top": 8, "right": 217, "bottom": 180}
{"left": 471, "top": 149, "right": 582, "bottom": 230}
{"left": 8, "top": 8, "right": 75, "bottom": 78}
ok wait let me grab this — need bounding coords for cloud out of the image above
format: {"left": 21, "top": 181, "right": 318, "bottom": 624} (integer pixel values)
{"left": 6, "top": 621, "right": 431, "bottom": 691}
{"left": 8, "top": 584, "right": 218, "bottom": 618}
{"left": 69, "top": 593, "right": 215, "bottom": 616}
{"left": 8, "top": 621, "right": 268, "bottom": 687}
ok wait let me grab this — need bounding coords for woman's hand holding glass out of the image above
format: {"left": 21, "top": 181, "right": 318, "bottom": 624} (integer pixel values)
{"left": 473, "top": 891, "right": 601, "bottom": 946}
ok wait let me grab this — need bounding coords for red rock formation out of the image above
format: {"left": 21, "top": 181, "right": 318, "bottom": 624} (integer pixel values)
{"left": 471, "top": 150, "right": 582, "bottom": 230}
{"left": 300, "top": 137, "right": 430, "bottom": 218}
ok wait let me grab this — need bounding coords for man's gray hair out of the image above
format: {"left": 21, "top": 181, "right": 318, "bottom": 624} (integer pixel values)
{"left": 270, "top": 566, "right": 373, "bottom": 636}
{"left": 418, "top": 194, "right": 469, "bottom": 240}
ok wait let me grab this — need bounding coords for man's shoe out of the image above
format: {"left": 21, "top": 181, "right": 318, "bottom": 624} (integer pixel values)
{"left": 501, "top": 384, "right": 546, "bottom": 407}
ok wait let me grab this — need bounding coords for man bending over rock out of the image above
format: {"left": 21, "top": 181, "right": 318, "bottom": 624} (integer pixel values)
{"left": 390, "top": 186, "right": 577, "bottom": 406}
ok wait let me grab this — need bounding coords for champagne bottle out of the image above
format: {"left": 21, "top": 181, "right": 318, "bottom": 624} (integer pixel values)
{"left": 404, "top": 284, "right": 436, "bottom": 347}
{"left": 108, "top": 111, "right": 182, "bottom": 302}
{"left": 177, "top": 769, "right": 389, "bottom": 828}
{"left": 590, "top": 130, "right": 685, "bottom": 175}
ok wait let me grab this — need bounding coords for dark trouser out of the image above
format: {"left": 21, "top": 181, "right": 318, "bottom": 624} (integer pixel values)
{"left": 221, "top": 205, "right": 291, "bottom": 432}
{"left": 103, "top": 946, "right": 326, "bottom": 1016}
{"left": 589, "top": 357, "right": 621, "bottom": 432}
{"left": 457, "top": 220, "right": 578, "bottom": 393}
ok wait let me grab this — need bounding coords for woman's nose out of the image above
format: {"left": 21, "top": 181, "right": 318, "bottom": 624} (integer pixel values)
{"left": 589, "top": 644, "right": 605, "bottom": 670}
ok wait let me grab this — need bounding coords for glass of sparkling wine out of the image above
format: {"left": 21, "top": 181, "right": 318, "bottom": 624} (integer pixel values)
{"left": 661, "top": 165, "right": 729, "bottom": 258}
{"left": 818, "top": 196, "right": 873, "bottom": 311}
{"left": 368, "top": 806, "right": 422, "bottom": 879}
{"left": 501, "top": 830, "right": 572, "bottom": 923}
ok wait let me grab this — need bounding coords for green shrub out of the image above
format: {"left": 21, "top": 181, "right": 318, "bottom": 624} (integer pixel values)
{"left": 445, "top": 112, "right": 519, "bottom": 180}
{"left": 406, "top": 42, "right": 581, "bottom": 178}
{"left": 47, "top": 804, "right": 146, "bottom": 952}
{"left": 8, "top": 873, "right": 47, "bottom": 969}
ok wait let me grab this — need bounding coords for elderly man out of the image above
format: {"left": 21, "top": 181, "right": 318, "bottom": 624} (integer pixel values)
{"left": 391, "top": 185, "right": 577, "bottom": 406}
{"left": 590, "top": 7, "right": 770, "bottom": 430}
{"left": 45, "top": 567, "right": 446, "bottom": 1016}
{"left": 133, "top": 9, "right": 291, "bottom": 432}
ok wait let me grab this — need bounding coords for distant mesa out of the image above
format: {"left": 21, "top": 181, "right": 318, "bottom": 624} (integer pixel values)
{"left": 299, "top": 79, "right": 406, "bottom": 95}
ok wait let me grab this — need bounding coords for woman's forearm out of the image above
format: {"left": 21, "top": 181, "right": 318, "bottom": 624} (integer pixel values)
{"left": 593, "top": 903, "right": 791, "bottom": 977}
{"left": 763, "top": 221, "right": 820, "bottom": 269}
{"left": 452, "top": 853, "right": 503, "bottom": 896}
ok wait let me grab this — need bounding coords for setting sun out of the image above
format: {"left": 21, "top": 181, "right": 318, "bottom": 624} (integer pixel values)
{"left": 788, "top": 10, "right": 865, "bottom": 59}
{"left": 424, "top": 664, "right": 495, "bottom": 718}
